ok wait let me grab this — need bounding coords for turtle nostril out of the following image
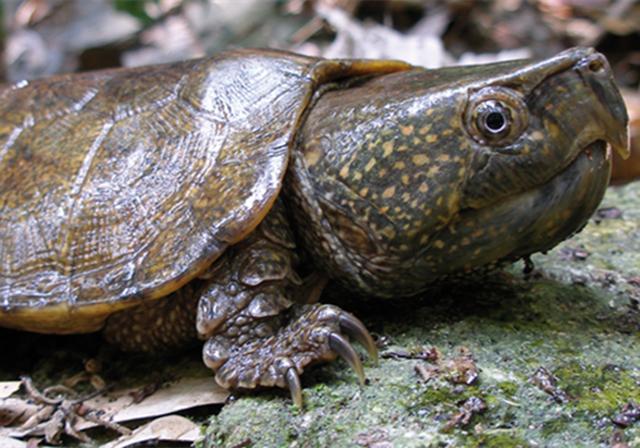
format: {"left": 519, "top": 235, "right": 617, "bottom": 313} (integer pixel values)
{"left": 588, "top": 58, "right": 605, "bottom": 73}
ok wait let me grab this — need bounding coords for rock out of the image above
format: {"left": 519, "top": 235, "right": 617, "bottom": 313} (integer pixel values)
{"left": 204, "top": 182, "right": 640, "bottom": 447}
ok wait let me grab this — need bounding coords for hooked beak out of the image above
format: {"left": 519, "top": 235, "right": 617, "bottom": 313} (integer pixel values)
{"left": 485, "top": 47, "right": 630, "bottom": 160}
{"left": 574, "top": 52, "right": 630, "bottom": 159}
{"left": 574, "top": 49, "right": 630, "bottom": 159}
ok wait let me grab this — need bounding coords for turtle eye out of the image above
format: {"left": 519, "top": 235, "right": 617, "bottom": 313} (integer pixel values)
{"left": 465, "top": 87, "right": 528, "bottom": 148}
{"left": 476, "top": 101, "right": 510, "bottom": 138}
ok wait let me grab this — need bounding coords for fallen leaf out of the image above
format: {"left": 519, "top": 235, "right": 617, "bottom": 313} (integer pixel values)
{"left": 0, "top": 435, "right": 28, "bottom": 448}
{"left": 1, "top": 375, "right": 227, "bottom": 444}
{"left": 101, "top": 415, "right": 200, "bottom": 448}
{"left": 77, "top": 376, "right": 228, "bottom": 429}
{"left": 315, "top": 5, "right": 452, "bottom": 68}
{"left": 0, "top": 398, "right": 40, "bottom": 428}
{"left": 0, "top": 382, "right": 21, "bottom": 399}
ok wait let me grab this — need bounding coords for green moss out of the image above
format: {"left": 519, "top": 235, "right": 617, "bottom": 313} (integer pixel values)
{"left": 405, "top": 382, "right": 483, "bottom": 413}
{"left": 464, "top": 430, "right": 530, "bottom": 448}
{"left": 540, "top": 414, "right": 572, "bottom": 438}
{"left": 497, "top": 381, "right": 519, "bottom": 397}
{"left": 554, "top": 362, "right": 640, "bottom": 415}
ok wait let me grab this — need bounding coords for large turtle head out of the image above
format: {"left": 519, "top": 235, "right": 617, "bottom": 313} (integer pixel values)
{"left": 292, "top": 47, "right": 629, "bottom": 297}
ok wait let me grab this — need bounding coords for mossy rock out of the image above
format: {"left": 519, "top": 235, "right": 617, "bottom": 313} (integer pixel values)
{"left": 205, "top": 182, "right": 640, "bottom": 448}
{"left": 1, "top": 183, "right": 638, "bottom": 448}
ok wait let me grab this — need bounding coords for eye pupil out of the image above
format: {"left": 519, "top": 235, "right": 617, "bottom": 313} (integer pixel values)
{"left": 485, "top": 111, "right": 506, "bottom": 133}
{"left": 465, "top": 89, "right": 528, "bottom": 147}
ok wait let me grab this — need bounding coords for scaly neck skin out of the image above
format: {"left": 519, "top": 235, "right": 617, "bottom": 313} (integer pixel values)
{"left": 286, "top": 70, "right": 473, "bottom": 297}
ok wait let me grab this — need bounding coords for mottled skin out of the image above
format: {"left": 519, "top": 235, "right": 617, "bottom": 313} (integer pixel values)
{"left": 289, "top": 51, "right": 629, "bottom": 297}
{"left": 0, "top": 47, "right": 629, "bottom": 405}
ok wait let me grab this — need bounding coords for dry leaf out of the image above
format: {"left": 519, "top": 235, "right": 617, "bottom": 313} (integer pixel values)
{"left": 315, "top": 5, "right": 451, "bottom": 68}
{"left": 0, "top": 398, "right": 41, "bottom": 428}
{"left": 101, "top": 415, "right": 200, "bottom": 448}
{"left": 1, "top": 375, "right": 226, "bottom": 445}
{"left": 0, "top": 382, "right": 21, "bottom": 399}
{"left": 0, "top": 435, "right": 28, "bottom": 448}
{"left": 76, "top": 376, "right": 228, "bottom": 429}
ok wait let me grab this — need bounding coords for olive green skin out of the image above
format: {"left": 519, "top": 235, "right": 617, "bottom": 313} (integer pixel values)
{"left": 0, "top": 47, "right": 629, "bottom": 333}
{"left": 290, "top": 47, "right": 629, "bottom": 297}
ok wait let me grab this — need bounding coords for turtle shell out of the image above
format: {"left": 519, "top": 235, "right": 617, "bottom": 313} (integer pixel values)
{"left": 0, "top": 49, "right": 409, "bottom": 333}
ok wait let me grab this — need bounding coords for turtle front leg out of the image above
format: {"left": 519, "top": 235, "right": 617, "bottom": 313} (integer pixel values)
{"left": 197, "top": 201, "right": 376, "bottom": 406}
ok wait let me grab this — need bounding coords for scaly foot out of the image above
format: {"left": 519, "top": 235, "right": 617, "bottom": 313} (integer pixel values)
{"left": 203, "top": 304, "right": 377, "bottom": 406}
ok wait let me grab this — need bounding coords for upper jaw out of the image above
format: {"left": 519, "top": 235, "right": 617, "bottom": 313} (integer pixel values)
{"left": 483, "top": 47, "right": 629, "bottom": 160}
{"left": 573, "top": 51, "right": 630, "bottom": 160}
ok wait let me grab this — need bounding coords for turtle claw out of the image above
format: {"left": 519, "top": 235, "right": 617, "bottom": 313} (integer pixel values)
{"left": 285, "top": 368, "right": 303, "bottom": 407}
{"left": 205, "top": 304, "right": 376, "bottom": 407}
{"left": 328, "top": 332, "right": 365, "bottom": 385}
{"left": 339, "top": 312, "right": 378, "bottom": 363}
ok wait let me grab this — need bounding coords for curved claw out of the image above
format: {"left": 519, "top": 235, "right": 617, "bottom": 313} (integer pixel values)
{"left": 339, "top": 313, "right": 378, "bottom": 364}
{"left": 285, "top": 368, "right": 303, "bottom": 407}
{"left": 328, "top": 333, "right": 365, "bottom": 385}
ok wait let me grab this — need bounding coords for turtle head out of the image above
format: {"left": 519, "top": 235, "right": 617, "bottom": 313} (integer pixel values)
{"left": 458, "top": 47, "right": 629, "bottom": 208}
{"left": 419, "top": 47, "right": 629, "bottom": 279}
{"left": 292, "top": 47, "right": 629, "bottom": 297}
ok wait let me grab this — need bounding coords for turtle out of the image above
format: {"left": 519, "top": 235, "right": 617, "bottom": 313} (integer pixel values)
{"left": 0, "top": 47, "right": 629, "bottom": 406}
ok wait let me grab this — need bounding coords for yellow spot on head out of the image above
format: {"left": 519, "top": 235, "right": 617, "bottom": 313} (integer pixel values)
{"left": 394, "top": 161, "right": 406, "bottom": 170}
{"left": 434, "top": 240, "right": 445, "bottom": 249}
{"left": 425, "top": 134, "right": 438, "bottom": 144}
{"left": 412, "top": 154, "right": 429, "bottom": 166}
{"left": 437, "top": 154, "right": 450, "bottom": 162}
{"left": 339, "top": 164, "right": 350, "bottom": 178}
{"left": 381, "top": 226, "right": 396, "bottom": 239}
{"left": 531, "top": 130, "right": 544, "bottom": 141}
{"left": 402, "top": 175, "right": 410, "bottom": 185}
{"left": 382, "top": 141, "right": 394, "bottom": 157}
{"left": 305, "top": 146, "right": 323, "bottom": 166}
{"left": 382, "top": 186, "right": 396, "bottom": 198}
{"left": 365, "top": 158, "right": 377, "bottom": 172}
{"left": 419, "top": 183, "right": 429, "bottom": 193}
{"left": 359, "top": 187, "right": 369, "bottom": 196}
{"left": 419, "top": 124, "right": 432, "bottom": 135}
{"left": 401, "top": 125, "right": 414, "bottom": 136}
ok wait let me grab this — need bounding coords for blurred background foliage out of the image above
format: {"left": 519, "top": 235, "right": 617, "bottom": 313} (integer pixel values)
{"left": 0, "top": 0, "right": 638, "bottom": 180}
{"left": 0, "top": 0, "right": 638, "bottom": 81}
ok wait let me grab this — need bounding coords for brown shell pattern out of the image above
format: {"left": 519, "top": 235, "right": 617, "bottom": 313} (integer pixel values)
{"left": 0, "top": 49, "right": 318, "bottom": 311}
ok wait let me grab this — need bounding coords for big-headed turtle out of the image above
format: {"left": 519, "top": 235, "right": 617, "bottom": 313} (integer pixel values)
{"left": 0, "top": 47, "right": 629, "bottom": 405}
